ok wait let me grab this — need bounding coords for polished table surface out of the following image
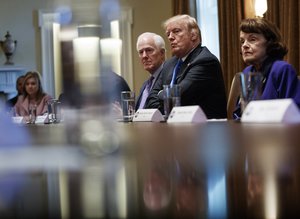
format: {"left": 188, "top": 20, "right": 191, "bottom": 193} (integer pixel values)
{"left": 1, "top": 118, "right": 300, "bottom": 218}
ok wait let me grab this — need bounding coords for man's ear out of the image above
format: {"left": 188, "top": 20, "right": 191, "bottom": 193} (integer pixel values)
{"left": 160, "top": 48, "right": 166, "bottom": 56}
{"left": 191, "top": 31, "right": 197, "bottom": 41}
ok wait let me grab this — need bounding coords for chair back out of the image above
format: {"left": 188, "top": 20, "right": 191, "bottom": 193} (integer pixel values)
{"left": 227, "top": 73, "right": 241, "bottom": 119}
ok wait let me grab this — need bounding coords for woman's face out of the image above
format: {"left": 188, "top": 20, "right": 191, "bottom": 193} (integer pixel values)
{"left": 240, "top": 31, "right": 268, "bottom": 68}
{"left": 25, "top": 77, "right": 39, "bottom": 97}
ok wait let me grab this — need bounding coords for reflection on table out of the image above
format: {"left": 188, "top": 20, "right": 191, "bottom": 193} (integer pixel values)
{"left": 1, "top": 117, "right": 300, "bottom": 218}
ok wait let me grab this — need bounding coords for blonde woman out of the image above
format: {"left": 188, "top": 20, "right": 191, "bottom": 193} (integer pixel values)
{"left": 15, "top": 71, "right": 52, "bottom": 120}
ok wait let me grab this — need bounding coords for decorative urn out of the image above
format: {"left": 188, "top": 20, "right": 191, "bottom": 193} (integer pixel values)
{"left": 0, "top": 31, "right": 17, "bottom": 65}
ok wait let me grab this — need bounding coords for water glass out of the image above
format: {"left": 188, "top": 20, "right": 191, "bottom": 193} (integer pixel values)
{"left": 121, "top": 91, "right": 135, "bottom": 122}
{"left": 163, "top": 85, "right": 172, "bottom": 118}
{"left": 238, "top": 72, "right": 263, "bottom": 112}
{"left": 28, "top": 104, "right": 37, "bottom": 124}
{"left": 163, "top": 84, "right": 181, "bottom": 119}
{"left": 47, "top": 99, "right": 61, "bottom": 123}
{"left": 171, "top": 84, "right": 181, "bottom": 107}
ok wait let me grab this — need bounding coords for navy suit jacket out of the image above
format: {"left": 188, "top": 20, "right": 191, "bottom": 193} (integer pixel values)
{"left": 60, "top": 70, "right": 130, "bottom": 107}
{"left": 145, "top": 45, "right": 227, "bottom": 119}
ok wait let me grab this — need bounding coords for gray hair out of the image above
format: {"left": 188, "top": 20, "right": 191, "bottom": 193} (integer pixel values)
{"left": 136, "top": 32, "right": 166, "bottom": 51}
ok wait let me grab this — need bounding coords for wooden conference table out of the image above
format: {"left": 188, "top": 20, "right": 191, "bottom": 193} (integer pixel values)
{"left": 1, "top": 119, "right": 300, "bottom": 218}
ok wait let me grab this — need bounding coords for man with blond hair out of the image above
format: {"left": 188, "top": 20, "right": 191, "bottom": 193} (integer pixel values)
{"left": 146, "top": 15, "right": 227, "bottom": 119}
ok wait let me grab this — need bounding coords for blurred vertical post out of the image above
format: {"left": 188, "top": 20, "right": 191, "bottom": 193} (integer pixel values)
{"left": 73, "top": 25, "right": 101, "bottom": 98}
{"left": 100, "top": 37, "right": 122, "bottom": 75}
{"left": 100, "top": 20, "right": 122, "bottom": 75}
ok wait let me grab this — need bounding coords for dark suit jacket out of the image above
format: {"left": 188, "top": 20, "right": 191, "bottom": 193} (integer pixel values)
{"left": 135, "top": 67, "right": 163, "bottom": 110}
{"left": 61, "top": 70, "right": 130, "bottom": 107}
{"left": 100, "top": 70, "right": 131, "bottom": 103}
{"left": 145, "top": 45, "right": 227, "bottom": 119}
{"left": 6, "top": 95, "right": 19, "bottom": 108}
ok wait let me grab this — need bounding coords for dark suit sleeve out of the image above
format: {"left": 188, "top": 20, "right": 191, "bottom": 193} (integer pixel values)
{"left": 146, "top": 47, "right": 227, "bottom": 119}
{"left": 100, "top": 71, "right": 131, "bottom": 103}
{"left": 145, "top": 69, "right": 164, "bottom": 112}
{"left": 179, "top": 58, "right": 222, "bottom": 101}
{"left": 178, "top": 51, "right": 227, "bottom": 118}
{"left": 113, "top": 75, "right": 131, "bottom": 102}
{"left": 117, "top": 76, "right": 131, "bottom": 93}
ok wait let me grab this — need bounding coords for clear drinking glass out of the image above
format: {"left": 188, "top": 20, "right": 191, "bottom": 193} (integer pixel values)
{"left": 171, "top": 84, "right": 181, "bottom": 107}
{"left": 121, "top": 91, "right": 135, "bottom": 122}
{"left": 47, "top": 99, "right": 61, "bottom": 123}
{"left": 163, "top": 85, "right": 172, "bottom": 119}
{"left": 163, "top": 85, "right": 181, "bottom": 119}
{"left": 238, "top": 72, "right": 263, "bottom": 113}
{"left": 28, "top": 104, "right": 37, "bottom": 124}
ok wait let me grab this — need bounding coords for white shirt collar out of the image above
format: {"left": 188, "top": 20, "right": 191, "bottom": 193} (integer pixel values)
{"left": 180, "top": 44, "right": 199, "bottom": 62}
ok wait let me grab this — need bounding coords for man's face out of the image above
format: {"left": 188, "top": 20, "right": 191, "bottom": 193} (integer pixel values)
{"left": 137, "top": 37, "right": 165, "bottom": 73}
{"left": 17, "top": 77, "right": 24, "bottom": 94}
{"left": 165, "top": 21, "right": 194, "bottom": 58}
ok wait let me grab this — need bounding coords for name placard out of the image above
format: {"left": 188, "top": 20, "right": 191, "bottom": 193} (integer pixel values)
{"left": 241, "top": 99, "right": 300, "bottom": 124}
{"left": 167, "top": 106, "right": 207, "bottom": 123}
{"left": 12, "top": 116, "right": 24, "bottom": 124}
{"left": 133, "top": 109, "right": 164, "bottom": 122}
{"left": 35, "top": 115, "right": 49, "bottom": 124}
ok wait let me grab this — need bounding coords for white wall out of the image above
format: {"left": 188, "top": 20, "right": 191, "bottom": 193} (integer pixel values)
{"left": 0, "top": 0, "right": 49, "bottom": 70}
{"left": 0, "top": 0, "right": 172, "bottom": 92}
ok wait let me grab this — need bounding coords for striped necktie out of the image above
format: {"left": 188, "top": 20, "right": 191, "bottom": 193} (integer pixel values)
{"left": 139, "top": 76, "right": 154, "bottom": 109}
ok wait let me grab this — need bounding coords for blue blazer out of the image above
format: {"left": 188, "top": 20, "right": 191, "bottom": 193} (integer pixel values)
{"left": 253, "top": 61, "right": 300, "bottom": 104}
{"left": 233, "top": 60, "right": 300, "bottom": 119}
{"left": 146, "top": 45, "right": 227, "bottom": 119}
